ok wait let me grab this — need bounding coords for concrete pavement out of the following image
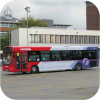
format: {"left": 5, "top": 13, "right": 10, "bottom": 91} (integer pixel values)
{"left": 1, "top": 66, "right": 99, "bottom": 99}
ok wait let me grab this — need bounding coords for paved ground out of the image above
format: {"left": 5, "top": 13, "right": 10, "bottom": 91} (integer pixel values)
{"left": 0, "top": 66, "right": 99, "bottom": 100}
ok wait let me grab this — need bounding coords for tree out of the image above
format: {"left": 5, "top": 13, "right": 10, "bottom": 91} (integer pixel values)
{"left": 0, "top": 30, "right": 11, "bottom": 50}
{"left": 19, "top": 15, "right": 48, "bottom": 27}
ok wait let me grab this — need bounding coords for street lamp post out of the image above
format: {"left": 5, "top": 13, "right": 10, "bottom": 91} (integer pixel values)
{"left": 4, "top": 9, "right": 12, "bottom": 46}
{"left": 9, "top": 14, "right": 10, "bottom": 46}
{"left": 25, "top": 7, "right": 30, "bottom": 46}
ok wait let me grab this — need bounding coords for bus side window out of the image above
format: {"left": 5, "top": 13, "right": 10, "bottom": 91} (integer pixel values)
{"left": 72, "top": 51, "right": 82, "bottom": 59}
{"left": 62, "top": 51, "right": 72, "bottom": 60}
{"left": 29, "top": 55, "right": 40, "bottom": 62}
{"left": 89, "top": 51, "right": 96, "bottom": 59}
{"left": 83, "top": 51, "right": 89, "bottom": 58}
{"left": 41, "top": 51, "right": 51, "bottom": 61}
{"left": 28, "top": 51, "right": 40, "bottom": 62}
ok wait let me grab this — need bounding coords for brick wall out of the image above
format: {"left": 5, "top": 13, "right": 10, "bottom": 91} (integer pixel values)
{"left": 86, "top": 5, "right": 99, "bottom": 30}
{"left": 0, "top": 27, "right": 12, "bottom": 32}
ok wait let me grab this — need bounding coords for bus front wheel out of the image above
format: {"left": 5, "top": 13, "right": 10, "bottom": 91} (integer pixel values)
{"left": 76, "top": 63, "right": 82, "bottom": 71}
{"left": 31, "top": 66, "right": 39, "bottom": 74}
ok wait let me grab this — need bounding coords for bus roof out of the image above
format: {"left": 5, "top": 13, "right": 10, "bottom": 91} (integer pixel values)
{"left": 4, "top": 46, "right": 98, "bottom": 51}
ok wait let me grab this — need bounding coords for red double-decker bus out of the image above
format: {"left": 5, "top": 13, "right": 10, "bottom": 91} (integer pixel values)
{"left": 2, "top": 46, "right": 99, "bottom": 73}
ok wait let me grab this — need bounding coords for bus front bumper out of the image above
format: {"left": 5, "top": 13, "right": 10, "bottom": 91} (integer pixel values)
{"left": 2, "top": 66, "right": 16, "bottom": 72}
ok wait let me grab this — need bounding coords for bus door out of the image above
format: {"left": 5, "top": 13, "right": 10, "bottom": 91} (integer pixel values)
{"left": 15, "top": 51, "right": 27, "bottom": 72}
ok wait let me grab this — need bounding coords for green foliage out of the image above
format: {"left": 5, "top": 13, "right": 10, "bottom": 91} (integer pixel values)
{"left": 0, "top": 30, "right": 11, "bottom": 50}
{"left": 19, "top": 15, "right": 48, "bottom": 27}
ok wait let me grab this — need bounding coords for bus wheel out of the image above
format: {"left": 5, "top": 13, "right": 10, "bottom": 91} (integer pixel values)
{"left": 31, "top": 66, "right": 39, "bottom": 74}
{"left": 76, "top": 63, "right": 82, "bottom": 71}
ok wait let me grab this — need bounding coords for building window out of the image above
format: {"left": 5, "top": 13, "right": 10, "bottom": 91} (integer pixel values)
{"left": 90, "top": 36, "right": 94, "bottom": 44}
{"left": 34, "top": 35, "right": 37, "bottom": 43}
{"left": 82, "top": 36, "right": 84, "bottom": 44}
{"left": 79, "top": 36, "right": 81, "bottom": 44}
{"left": 45, "top": 35, "right": 50, "bottom": 43}
{"left": 65, "top": 35, "right": 68, "bottom": 43}
{"left": 63, "top": 35, "right": 65, "bottom": 43}
{"left": 75, "top": 36, "right": 77, "bottom": 43}
{"left": 95, "top": 36, "right": 98, "bottom": 44}
{"left": 37, "top": 35, "right": 40, "bottom": 43}
{"left": 84, "top": 36, "right": 87, "bottom": 44}
{"left": 60, "top": 35, "right": 63, "bottom": 43}
{"left": 0, "top": 23, "right": 2, "bottom": 27}
{"left": 73, "top": 36, "right": 75, "bottom": 44}
{"left": 30, "top": 34, "right": 31, "bottom": 42}
{"left": 50, "top": 35, "right": 53, "bottom": 43}
{"left": 89, "top": 36, "right": 90, "bottom": 44}
{"left": 46, "top": 35, "right": 48, "bottom": 43}
{"left": 90, "top": 36, "right": 92, "bottom": 44}
{"left": 80, "top": 36, "right": 83, "bottom": 44}
{"left": 70, "top": 35, "right": 72, "bottom": 43}
{"left": 87, "top": 36, "right": 89, "bottom": 44}
{"left": 43, "top": 35, "right": 46, "bottom": 43}
{"left": 30, "top": 34, "right": 34, "bottom": 43}
{"left": 2, "top": 23, "right": 9, "bottom": 27}
{"left": 55, "top": 35, "right": 59, "bottom": 43}
{"left": 41, "top": 35, "right": 43, "bottom": 43}
{"left": 58, "top": 35, "right": 60, "bottom": 43}
{"left": 39, "top": 35, "right": 41, "bottom": 43}
{"left": 77, "top": 36, "right": 80, "bottom": 44}
{"left": 75, "top": 36, "right": 78, "bottom": 43}
{"left": 68, "top": 36, "right": 70, "bottom": 44}
{"left": 99, "top": 37, "right": 100, "bottom": 44}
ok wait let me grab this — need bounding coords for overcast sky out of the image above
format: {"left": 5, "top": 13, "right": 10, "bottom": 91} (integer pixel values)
{"left": 1, "top": 0, "right": 86, "bottom": 30}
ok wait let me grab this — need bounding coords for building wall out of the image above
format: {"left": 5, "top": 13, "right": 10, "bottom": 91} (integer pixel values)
{"left": 28, "top": 43, "right": 100, "bottom": 49}
{"left": 86, "top": 1, "right": 100, "bottom": 30}
{"left": 11, "top": 29, "right": 19, "bottom": 46}
{"left": 19, "top": 29, "right": 27, "bottom": 46}
{"left": 42, "top": 19, "right": 53, "bottom": 27}
{"left": 11, "top": 28, "right": 100, "bottom": 48}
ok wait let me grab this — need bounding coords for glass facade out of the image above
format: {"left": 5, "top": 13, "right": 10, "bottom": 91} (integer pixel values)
{"left": 0, "top": 23, "right": 19, "bottom": 35}
{"left": 0, "top": 23, "right": 18, "bottom": 27}
{"left": 30, "top": 34, "right": 100, "bottom": 44}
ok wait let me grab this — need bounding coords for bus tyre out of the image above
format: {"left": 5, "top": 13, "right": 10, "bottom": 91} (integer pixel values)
{"left": 76, "top": 63, "right": 82, "bottom": 71}
{"left": 31, "top": 66, "right": 39, "bottom": 73}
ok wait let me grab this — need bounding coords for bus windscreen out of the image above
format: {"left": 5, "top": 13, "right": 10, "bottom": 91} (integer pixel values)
{"left": 2, "top": 47, "right": 13, "bottom": 65}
